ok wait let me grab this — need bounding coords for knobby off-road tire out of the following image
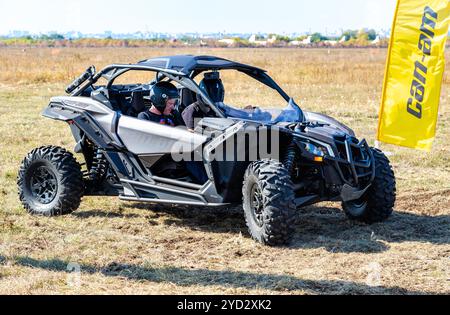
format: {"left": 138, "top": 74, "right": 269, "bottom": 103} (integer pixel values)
{"left": 18, "top": 146, "right": 84, "bottom": 216}
{"left": 242, "top": 159, "right": 296, "bottom": 246}
{"left": 343, "top": 148, "right": 396, "bottom": 224}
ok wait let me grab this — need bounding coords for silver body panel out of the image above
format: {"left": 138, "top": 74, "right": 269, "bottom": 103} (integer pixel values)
{"left": 51, "top": 96, "right": 123, "bottom": 145}
{"left": 304, "top": 111, "right": 355, "bottom": 137}
{"left": 51, "top": 96, "right": 113, "bottom": 115}
{"left": 117, "top": 116, "right": 209, "bottom": 155}
{"left": 51, "top": 96, "right": 210, "bottom": 156}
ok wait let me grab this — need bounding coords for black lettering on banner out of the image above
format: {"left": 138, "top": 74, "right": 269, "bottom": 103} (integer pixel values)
{"left": 410, "top": 79, "right": 425, "bottom": 102}
{"left": 418, "top": 33, "right": 432, "bottom": 55}
{"left": 407, "top": 6, "right": 438, "bottom": 119}
{"left": 413, "top": 60, "right": 428, "bottom": 84}
{"left": 407, "top": 98, "right": 423, "bottom": 119}
{"left": 420, "top": 6, "right": 438, "bottom": 38}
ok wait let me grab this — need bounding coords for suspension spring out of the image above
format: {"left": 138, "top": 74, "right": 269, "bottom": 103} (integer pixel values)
{"left": 90, "top": 148, "right": 108, "bottom": 182}
{"left": 283, "top": 142, "right": 298, "bottom": 176}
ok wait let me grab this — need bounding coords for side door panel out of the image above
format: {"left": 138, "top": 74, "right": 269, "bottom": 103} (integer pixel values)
{"left": 117, "top": 116, "right": 208, "bottom": 155}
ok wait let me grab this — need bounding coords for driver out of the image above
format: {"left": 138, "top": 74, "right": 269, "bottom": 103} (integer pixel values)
{"left": 138, "top": 81, "right": 208, "bottom": 184}
{"left": 182, "top": 72, "right": 224, "bottom": 131}
{"left": 138, "top": 81, "right": 181, "bottom": 126}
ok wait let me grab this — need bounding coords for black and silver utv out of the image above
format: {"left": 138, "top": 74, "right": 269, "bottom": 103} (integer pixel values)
{"left": 18, "top": 55, "right": 396, "bottom": 246}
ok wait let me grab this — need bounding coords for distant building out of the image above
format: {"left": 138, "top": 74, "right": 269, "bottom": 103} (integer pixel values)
{"left": 267, "top": 35, "right": 277, "bottom": 44}
{"left": 324, "top": 40, "right": 338, "bottom": 46}
{"left": 218, "top": 38, "right": 236, "bottom": 46}
{"left": 249, "top": 34, "right": 272, "bottom": 46}
{"left": 289, "top": 36, "right": 312, "bottom": 46}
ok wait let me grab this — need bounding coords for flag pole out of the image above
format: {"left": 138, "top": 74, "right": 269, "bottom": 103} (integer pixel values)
{"left": 374, "top": 140, "right": 381, "bottom": 150}
{"left": 376, "top": 0, "right": 401, "bottom": 153}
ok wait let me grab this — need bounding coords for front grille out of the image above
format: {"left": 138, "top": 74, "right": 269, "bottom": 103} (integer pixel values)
{"left": 333, "top": 136, "right": 373, "bottom": 186}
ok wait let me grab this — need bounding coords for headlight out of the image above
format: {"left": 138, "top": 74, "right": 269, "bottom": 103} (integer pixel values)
{"left": 302, "top": 142, "right": 328, "bottom": 157}
{"left": 294, "top": 134, "right": 335, "bottom": 158}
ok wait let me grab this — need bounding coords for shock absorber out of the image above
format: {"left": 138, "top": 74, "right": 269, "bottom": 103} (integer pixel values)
{"left": 90, "top": 148, "right": 108, "bottom": 182}
{"left": 283, "top": 142, "right": 298, "bottom": 176}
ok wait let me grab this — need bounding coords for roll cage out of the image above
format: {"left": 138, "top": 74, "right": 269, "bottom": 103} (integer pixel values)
{"left": 69, "top": 55, "right": 295, "bottom": 120}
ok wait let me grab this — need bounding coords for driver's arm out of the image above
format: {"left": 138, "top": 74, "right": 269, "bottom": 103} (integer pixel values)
{"left": 182, "top": 103, "right": 197, "bottom": 132}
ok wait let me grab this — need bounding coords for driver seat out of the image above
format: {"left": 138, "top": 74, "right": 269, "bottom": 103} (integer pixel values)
{"left": 126, "top": 91, "right": 147, "bottom": 117}
{"left": 178, "top": 87, "right": 197, "bottom": 114}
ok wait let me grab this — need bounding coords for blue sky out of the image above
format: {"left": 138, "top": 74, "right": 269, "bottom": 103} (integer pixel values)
{"left": 0, "top": 0, "right": 397, "bottom": 34}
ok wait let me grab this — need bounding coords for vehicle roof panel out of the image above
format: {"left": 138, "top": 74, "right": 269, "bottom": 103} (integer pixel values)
{"left": 138, "top": 55, "right": 266, "bottom": 74}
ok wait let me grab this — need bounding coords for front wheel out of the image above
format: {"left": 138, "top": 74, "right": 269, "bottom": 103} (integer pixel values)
{"left": 343, "top": 148, "right": 396, "bottom": 223}
{"left": 17, "top": 146, "right": 84, "bottom": 216}
{"left": 242, "top": 159, "right": 296, "bottom": 246}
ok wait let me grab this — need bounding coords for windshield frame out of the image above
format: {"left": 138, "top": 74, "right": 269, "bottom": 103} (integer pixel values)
{"left": 79, "top": 63, "right": 303, "bottom": 122}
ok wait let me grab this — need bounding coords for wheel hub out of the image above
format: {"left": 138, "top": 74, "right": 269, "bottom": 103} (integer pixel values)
{"left": 250, "top": 183, "right": 264, "bottom": 227}
{"left": 30, "top": 166, "right": 57, "bottom": 204}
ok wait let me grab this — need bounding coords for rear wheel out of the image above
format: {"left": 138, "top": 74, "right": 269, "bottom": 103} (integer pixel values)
{"left": 18, "top": 146, "right": 84, "bottom": 216}
{"left": 242, "top": 159, "right": 296, "bottom": 246}
{"left": 343, "top": 148, "right": 396, "bottom": 223}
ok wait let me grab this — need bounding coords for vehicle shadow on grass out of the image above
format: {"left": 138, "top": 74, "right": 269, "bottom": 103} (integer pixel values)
{"left": 291, "top": 206, "right": 450, "bottom": 253}
{"left": 120, "top": 202, "right": 450, "bottom": 254}
{"left": 0, "top": 255, "right": 437, "bottom": 295}
{"left": 71, "top": 210, "right": 142, "bottom": 219}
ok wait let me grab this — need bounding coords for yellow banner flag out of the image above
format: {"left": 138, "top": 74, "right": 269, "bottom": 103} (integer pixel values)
{"left": 378, "top": 0, "right": 450, "bottom": 151}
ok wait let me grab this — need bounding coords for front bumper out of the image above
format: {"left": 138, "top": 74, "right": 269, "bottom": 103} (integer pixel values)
{"left": 328, "top": 137, "right": 376, "bottom": 187}
{"left": 300, "top": 136, "right": 375, "bottom": 202}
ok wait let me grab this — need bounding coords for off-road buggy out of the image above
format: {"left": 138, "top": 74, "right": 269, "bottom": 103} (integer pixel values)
{"left": 18, "top": 55, "right": 396, "bottom": 246}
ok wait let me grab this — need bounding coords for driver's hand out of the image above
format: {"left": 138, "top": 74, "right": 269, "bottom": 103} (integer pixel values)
{"left": 244, "top": 105, "right": 260, "bottom": 113}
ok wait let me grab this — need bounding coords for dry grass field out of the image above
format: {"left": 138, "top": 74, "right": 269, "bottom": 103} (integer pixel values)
{"left": 0, "top": 47, "right": 449, "bottom": 295}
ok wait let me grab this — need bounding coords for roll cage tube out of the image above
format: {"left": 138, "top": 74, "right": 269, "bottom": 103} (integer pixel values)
{"left": 162, "top": 72, "right": 226, "bottom": 119}
{"left": 72, "top": 64, "right": 186, "bottom": 96}
{"left": 72, "top": 64, "right": 226, "bottom": 119}
{"left": 191, "top": 69, "right": 291, "bottom": 102}
{"left": 247, "top": 71, "right": 291, "bottom": 102}
{"left": 108, "top": 67, "right": 226, "bottom": 118}
{"left": 70, "top": 63, "right": 298, "bottom": 121}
